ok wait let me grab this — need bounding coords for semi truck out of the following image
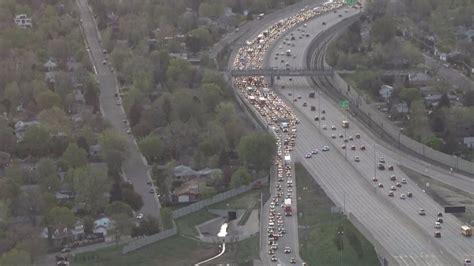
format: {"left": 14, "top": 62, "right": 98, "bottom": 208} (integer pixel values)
{"left": 284, "top": 198, "right": 292, "bottom": 216}
{"left": 462, "top": 225, "right": 472, "bottom": 237}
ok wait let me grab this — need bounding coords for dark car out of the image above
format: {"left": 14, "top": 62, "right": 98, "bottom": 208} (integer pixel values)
{"left": 360, "top": 145, "right": 366, "bottom": 150}
{"left": 437, "top": 212, "right": 443, "bottom": 217}
{"left": 311, "top": 106, "right": 316, "bottom": 111}
{"left": 388, "top": 165, "right": 394, "bottom": 170}
{"left": 378, "top": 163, "right": 385, "bottom": 170}
{"left": 436, "top": 218, "right": 443, "bottom": 223}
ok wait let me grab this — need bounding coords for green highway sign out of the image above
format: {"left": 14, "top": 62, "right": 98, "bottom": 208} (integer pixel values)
{"left": 339, "top": 100, "right": 350, "bottom": 109}
{"left": 345, "top": 0, "right": 357, "bottom": 4}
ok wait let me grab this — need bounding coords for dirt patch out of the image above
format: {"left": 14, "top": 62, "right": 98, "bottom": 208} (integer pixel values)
{"left": 400, "top": 165, "right": 474, "bottom": 224}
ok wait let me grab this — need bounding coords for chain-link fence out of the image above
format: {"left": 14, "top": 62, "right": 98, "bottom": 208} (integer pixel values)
{"left": 172, "top": 178, "right": 266, "bottom": 219}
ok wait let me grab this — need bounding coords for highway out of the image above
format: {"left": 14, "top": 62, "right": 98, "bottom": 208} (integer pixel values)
{"left": 264, "top": 4, "right": 474, "bottom": 265}
{"left": 77, "top": 0, "right": 161, "bottom": 218}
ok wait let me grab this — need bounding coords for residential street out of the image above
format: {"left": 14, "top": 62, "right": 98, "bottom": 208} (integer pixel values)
{"left": 76, "top": 0, "right": 161, "bottom": 218}
{"left": 424, "top": 55, "right": 473, "bottom": 92}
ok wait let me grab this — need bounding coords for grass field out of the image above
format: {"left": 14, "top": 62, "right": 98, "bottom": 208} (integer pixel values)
{"left": 295, "top": 163, "right": 379, "bottom": 266}
{"left": 72, "top": 188, "right": 265, "bottom": 266}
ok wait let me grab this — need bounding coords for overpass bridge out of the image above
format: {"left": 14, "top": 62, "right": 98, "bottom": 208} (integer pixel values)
{"left": 230, "top": 67, "right": 426, "bottom": 85}
{"left": 229, "top": 68, "right": 334, "bottom": 85}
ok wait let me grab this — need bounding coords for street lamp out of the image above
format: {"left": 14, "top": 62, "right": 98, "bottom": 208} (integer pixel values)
{"left": 398, "top": 128, "right": 404, "bottom": 149}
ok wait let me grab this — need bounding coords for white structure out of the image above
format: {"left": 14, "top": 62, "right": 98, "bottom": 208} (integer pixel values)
{"left": 14, "top": 14, "right": 32, "bottom": 28}
{"left": 463, "top": 137, "right": 474, "bottom": 148}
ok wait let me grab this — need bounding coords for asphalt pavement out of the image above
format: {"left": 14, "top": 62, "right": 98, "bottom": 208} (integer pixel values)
{"left": 77, "top": 0, "right": 161, "bottom": 218}
{"left": 265, "top": 6, "right": 474, "bottom": 265}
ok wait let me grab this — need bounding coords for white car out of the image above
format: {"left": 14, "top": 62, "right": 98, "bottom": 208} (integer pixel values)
{"left": 284, "top": 246, "right": 291, "bottom": 253}
{"left": 322, "top": 146, "right": 330, "bottom": 151}
{"left": 400, "top": 194, "right": 406, "bottom": 199}
{"left": 311, "top": 149, "right": 319, "bottom": 154}
{"left": 434, "top": 222, "right": 441, "bottom": 229}
{"left": 136, "top": 213, "right": 144, "bottom": 219}
{"left": 305, "top": 153, "right": 312, "bottom": 159}
{"left": 401, "top": 178, "right": 407, "bottom": 184}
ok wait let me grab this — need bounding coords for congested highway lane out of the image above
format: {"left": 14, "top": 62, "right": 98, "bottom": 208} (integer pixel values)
{"left": 265, "top": 5, "right": 474, "bottom": 265}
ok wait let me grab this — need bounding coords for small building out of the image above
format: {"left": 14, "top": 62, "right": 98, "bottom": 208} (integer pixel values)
{"left": 392, "top": 102, "right": 409, "bottom": 114}
{"left": 463, "top": 137, "right": 474, "bottom": 148}
{"left": 408, "top": 72, "right": 430, "bottom": 87}
{"left": 93, "top": 214, "right": 113, "bottom": 237}
{"left": 172, "top": 178, "right": 200, "bottom": 203}
{"left": 14, "top": 14, "right": 32, "bottom": 28}
{"left": 44, "top": 58, "right": 57, "bottom": 72}
{"left": 379, "top": 85, "right": 394, "bottom": 102}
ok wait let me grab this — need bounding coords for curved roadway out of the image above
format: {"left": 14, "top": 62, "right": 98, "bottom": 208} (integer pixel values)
{"left": 265, "top": 6, "right": 474, "bottom": 265}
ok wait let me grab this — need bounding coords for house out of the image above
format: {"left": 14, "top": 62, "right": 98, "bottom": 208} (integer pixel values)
{"left": 15, "top": 120, "right": 40, "bottom": 141}
{"left": 424, "top": 94, "right": 443, "bottom": 107}
{"left": 174, "top": 165, "right": 222, "bottom": 181}
{"left": 419, "top": 86, "right": 437, "bottom": 97}
{"left": 44, "top": 58, "right": 57, "bottom": 72}
{"left": 40, "top": 224, "right": 72, "bottom": 247}
{"left": 379, "top": 85, "right": 394, "bottom": 102}
{"left": 172, "top": 178, "right": 200, "bottom": 203}
{"left": 70, "top": 221, "right": 85, "bottom": 241}
{"left": 391, "top": 102, "right": 409, "bottom": 114}
{"left": 408, "top": 72, "right": 430, "bottom": 87}
{"left": 463, "top": 137, "right": 474, "bottom": 148}
{"left": 14, "top": 14, "right": 32, "bottom": 28}
{"left": 93, "top": 214, "right": 113, "bottom": 237}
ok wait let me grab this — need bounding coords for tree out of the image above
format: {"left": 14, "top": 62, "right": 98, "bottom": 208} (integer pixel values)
{"left": 463, "top": 90, "right": 474, "bottom": 107}
{"left": 111, "top": 213, "right": 133, "bottom": 241}
{"left": 99, "top": 129, "right": 128, "bottom": 174}
{"left": 0, "top": 127, "right": 16, "bottom": 153}
{"left": 238, "top": 133, "right": 276, "bottom": 173}
{"left": 121, "top": 184, "right": 144, "bottom": 211}
{"left": 2, "top": 82, "right": 20, "bottom": 113}
{"left": 138, "top": 134, "right": 163, "bottom": 163}
{"left": 186, "top": 27, "right": 212, "bottom": 53}
{"left": 72, "top": 165, "right": 111, "bottom": 213}
{"left": 371, "top": 15, "right": 396, "bottom": 44}
{"left": 136, "top": 215, "right": 160, "bottom": 236}
{"left": 438, "top": 93, "right": 450, "bottom": 109}
{"left": 21, "top": 126, "right": 50, "bottom": 157}
{"left": 0, "top": 249, "right": 31, "bottom": 266}
{"left": 37, "top": 158, "right": 59, "bottom": 192}
{"left": 35, "top": 89, "right": 61, "bottom": 110}
{"left": 425, "top": 136, "right": 443, "bottom": 150}
{"left": 166, "top": 58, "right": 194, "bottom": 87}
{"left": 61, "top": 143, "right": 88, "bottom": 169}
{"left": 399, "top": 87, "right": 421, "bottom": 106}
{"left": 200, "top": 83, "right": 223, "bottom": 112}
{"left": 46, "top": 207, "right": 76, "bottom": 227}
{"left": 105, "top": 201, "right": 133, "bottom": 217}
{"left": 38, "top": 107, "right": 72, "bottom": 137}
{"left": 230, "top": 167, "right": 252, "bottom": 188}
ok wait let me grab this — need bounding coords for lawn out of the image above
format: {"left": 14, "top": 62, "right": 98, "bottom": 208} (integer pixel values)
{"left": 211, "top": 187, "right": 264, "bottom": 210}
{"left": 72, "top": 236, "right": 217, "bottom": 266}
{"left": 175, "top": 209, "right": 217, "bottom": 238}
{"left": 295, "top": 163, "right": 379, "bottom": 266}
{"left": 71, "top": 188, "right": 264, "bottom": 265}
{"left": 213, "top": 235, "right": 259, "bottom": 264}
